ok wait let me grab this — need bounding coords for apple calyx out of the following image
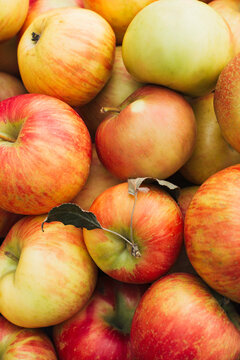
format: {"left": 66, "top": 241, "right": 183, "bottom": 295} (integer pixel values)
{"left": 100, "top": 107, "right": 121, "bottom": 114}
{"left": 31, "top": 32, "right": 40, "bottom": 44}
{"left": 4, "top": 251, "right": 19, "bottom": 263}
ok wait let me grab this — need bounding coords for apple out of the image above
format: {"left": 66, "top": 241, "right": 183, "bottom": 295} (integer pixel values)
{"left": 180, "top": 92, "right": 240, "bottom": 184}
{"left": 72, "top": 144, "right": 122, "bottom": 210}
{"left": 0, "top": 72, "right": 26, "bottom": 101}
{"left": 0, "top": 315, "right": 57, "bottom": 359}
{"left": 185, "top": 165, "right": 240, "bottom": 303}
{"left": 76, "top": 46, "right": 142, "bottom": 139}
{"left": 0, "top": 0, "right": 29, "bottom": 42}
{"left": 130, "top": 273, "right": 240, "bottom": 360}
{"left": 53, "top": 274, "right": 147, "bottom": 360}
{"left": 177, "top": 186, "right": 199, "bottom": 219}
{"left": 214, "top": 52, "right": 240, "bottom": 152}
{"left": 0, "top": 93, "right": 91, "bottom": 215}
{"left": 122, "top": 0, "right": 234, "bottom": 97}
{"left": 0, "top": 208, "right": 22, "bottom": 238}
{"left": 83, "top": 0, "right": 157, "bottom": 44}
{"left": 95, "top": 85, "right": 196, "bottom": 180}
{"left": 0, "top": 215, "right": 98, "bottom": 328}
{"left": 18, "top": 8, "right": 116, "bottom": 107}
{"left": 209, "top": 0, "right": 240, "bottom": 55}
{"left": 19, "top": 0, "right": 84, "bottom": 38}
{"left": 0, "top": 37, "right": 19, "bottom": 76}
{"left": 83, "top": 181, "right": 183, "bottom": 283}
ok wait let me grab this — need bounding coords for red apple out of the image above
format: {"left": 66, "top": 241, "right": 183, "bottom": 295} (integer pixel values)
{"left": 76, "top": 46, "right": 142, "bottom": 139}
{"left": 178, "top": 186, "right": 199, "bottom": 219}
{"left": 83, "top": 0, "right": 157, "bottom": 44}
{"left": 214, "top": 52, "right": 240, "bottom": 153}
{"left": 0, "top": 37, "right": 19, "bottom": 76}
{"left": 0, "top": 315, "right": 57, "bottom": 359}
{"left": 180, "top": 92, "right": 240, "bottom": 184}
{"left": 83, "top": 182, "right": 183, "bottom": 283}
{"left": 0, "top": 215, "right": 98, "bottom": 328}
{"left": 18, "top": 8, "right": 116, "bottom": 107}
{"left": 0, "top": 207, "right": 22, "bottom": 238}
{"left": 185, "top": 165, "right": 240, "bottom": 303}
{"left": 131, "top": 273, "right": 240, "bottom": 360}
{"left": 0, "top": 72, "right": 26, "bottom": 101}
{"left": 0, "top": 93, "right": 91, "bottom": 215}
{"left": 72, "top": 144, "right": 122, "bottom": 210}
{"left": 19, "top": 0, "right": 84, "bottom": 38}
{"left": 53, "top": 275, "right": 147, "bottom": 360}
{"left": 95, "top": 85, "right": 196, "bottom": 180}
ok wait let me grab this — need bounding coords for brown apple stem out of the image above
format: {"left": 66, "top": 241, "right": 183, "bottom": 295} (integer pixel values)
{"left": 130, "top": 191, "right": 138, "bottom": 247}
{"left": 0, "top": 134, "right": 16, "bottom": 143}
{"left": 4, "top": 251, "right": 19, "bottom": 262}
{"left": 101, "top": 227, "right": 141, "bottom": 258}
{"left": 100, "top": 107, "right": 121, "bottom": 114}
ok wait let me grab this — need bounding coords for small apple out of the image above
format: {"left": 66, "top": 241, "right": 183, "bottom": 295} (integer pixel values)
{"left": 131, "top": 273, "right": 240, "bottom": 360}
{"left": 0, "top": 37, "right": 19, "bottom": 76}
{"left": 0, "top": 215, "right": 98, "bottom": 328}
{"left": 95, "top": 85, "right": 196, "bottom": 180}
{"left": 0, "top": 93, "right": 91, "bottom": 215}
{"left": 0, "top": 72, "right": 26, "bottom": 101}
{"left": 122, "top": 0, "right": 234, "bottom": 97}
{"left": 18, "top": 8, "right": 116, "bottom": 107}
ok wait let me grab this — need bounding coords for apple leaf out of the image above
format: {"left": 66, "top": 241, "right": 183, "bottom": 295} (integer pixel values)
{"left": 41, "top": 203, "right": 102, "bottom": 231}
{"left": 128, "top": 177, "right": 180, "bottom": 201}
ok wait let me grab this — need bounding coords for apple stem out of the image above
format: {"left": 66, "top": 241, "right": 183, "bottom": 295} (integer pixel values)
{"left": 130, "top": 191, "right": 138, "bottom": 247}
{"left": 0, "top": 134, "right": 16, "bottom": 143}
{"left": 4, "top": 251, "right": 19, "bottom": 263}
{"left": 101, "top": 227, "right": 141, "bottom": 258}
{"left": 100, "top": 107, "right": 121, "bottom": 114}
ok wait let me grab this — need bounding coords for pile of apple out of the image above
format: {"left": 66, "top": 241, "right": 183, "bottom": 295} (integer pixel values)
{"left": 0, "top": 0, "right": 240, "bottom": 359}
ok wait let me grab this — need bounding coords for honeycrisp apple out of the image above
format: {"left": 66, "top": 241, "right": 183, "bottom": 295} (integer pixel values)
{"left": 0, "top": 0, "right": 29, "bottom": 42}
{"left": 0, "top": 215, "right": 98, "bottom": 328}
{"left": 95, "top": 85, "right": 196, "bottom": 180}
{"left": 0, "top": 315, "right": 57, "bottom": 359}
{"left": 122, "top": 0, "right": 234, "bottom": 97}
{"left": 0, "top": 72, "right": 26, "bottom": 101}
{"left": 18, "top": 8, "right": 116, "bottom": 107}
{"left": 0, "top": 93, "right": 91, "bottom": 215}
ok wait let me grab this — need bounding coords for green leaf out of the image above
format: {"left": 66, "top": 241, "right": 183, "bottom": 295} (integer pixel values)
{"left": 128, "top": 177, "right": 180, "bottom": 202}
{"left": 41, "top": 203, "right": 102, "bottom": 231}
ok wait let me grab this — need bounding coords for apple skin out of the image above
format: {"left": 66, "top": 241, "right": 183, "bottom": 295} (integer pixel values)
{"left": 0, "top": 0, "right": 29, "bottom": 42}
{"left": 209, "top": 0, "right": 240, "bottom": 56}
{"left": 185, "top": 165, "right": 240, "bottom": 303}
{"left": 177, "top": 186, "right": 199, "bottom": 220}
{"left": 83, "top": 182, "right": 183, "bottom": 283}
{"left": 0, "top": 93, "right": 91, "bottom": 215}
{"left": 214, "top": 52, "right": 240, "bottom": 152}
{"left": 130, "top": 273, "right": 240, "bottom": 360}
{"left": 180, "top": 92, "right": 240, "bottom": 184}
{"left": 0, "top": 315, "right": 57, "bottom": 359}
{"left": 0, "top": 37, "right": 19, "bottom": 76}
{"left": 20, "top": 0, "right": 84, "bottom": 38}
{"left": 18, "top": 8, "right": 116, "bottom": 107}
{"left": 0, "top": 72, "right": 26, "bottom": 101}
{"left": 53, "top": 275, "right": 147, "bottom": 360}
{"left": 76, "top": 46, "right": 142, "bottom": 139}
{"left": 83, "top": 0, "right": 157, "bottom": 44}
{"left": 72, "top": 144, "right": 122, "bottom": 210}
{"left": 0, "top": 208, "right": 22, "bottom": 238}
{"left": 122, "top": 0, "right": 234, "bottom": 97}
{"left": 95, "top": 85, "right": 196, "bottom": 180}
{"left": 0, "top": 215, "right": 98, "bottom": 328}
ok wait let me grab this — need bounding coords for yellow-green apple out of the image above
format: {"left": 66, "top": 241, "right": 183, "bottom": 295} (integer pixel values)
{"left": 18, "top": 8, "right": 116, "bottom": 107}
{"left": 130, "top": 273, "right": 240, "bottom": 360}
{"left": 0, "top": 315, "right": 57, "bottom": 359}
{"left": 180, "top": 93, "right": 240, "bottom": 184}
{"left": 122, "top": 0, "right": 234, "bottom": 97}
{"left": 0, "top": 37, "right": 19, "bottom": 76}
{"left": 53, "top": 274, "right": 147, "bottom": 360}
{"left": 0, "top": 93, "right": 91, "bottom": 215}
{"left": 83, "top": 182, "right": 183, "bottom": 283}
{"left": 19, "top": 0, "right": 84, "bottom": 38}
{"left": 185, "top": 165, "right": 240, "bottom": 303}
{"left": 83, "top": 0, "right": 157, "bottom": 44}
{"left": 0, "top": 0, "right": 29, "bottom": 42}
{"left": 77, "top": 46, "right": 142, "bottom": 139}
{"left": 214, "top": 52, "right": 240, "bottom": 152}
{"left": 72, "top": 144, "right": 122, "bottom": 210}
{"left": 209, "top": 0, "right": 240, "bottom": 55}
{"left": 0, "top": 208, "right": 22, "bottom": 239}
{"left": 0, "top": 72, "right": 26, "bottom": 101}
{"left": 0, "top": 215, "right": 98, "bottom": 328}
{"left": 95, "top": 85, "right": 196, "bottom": 180}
